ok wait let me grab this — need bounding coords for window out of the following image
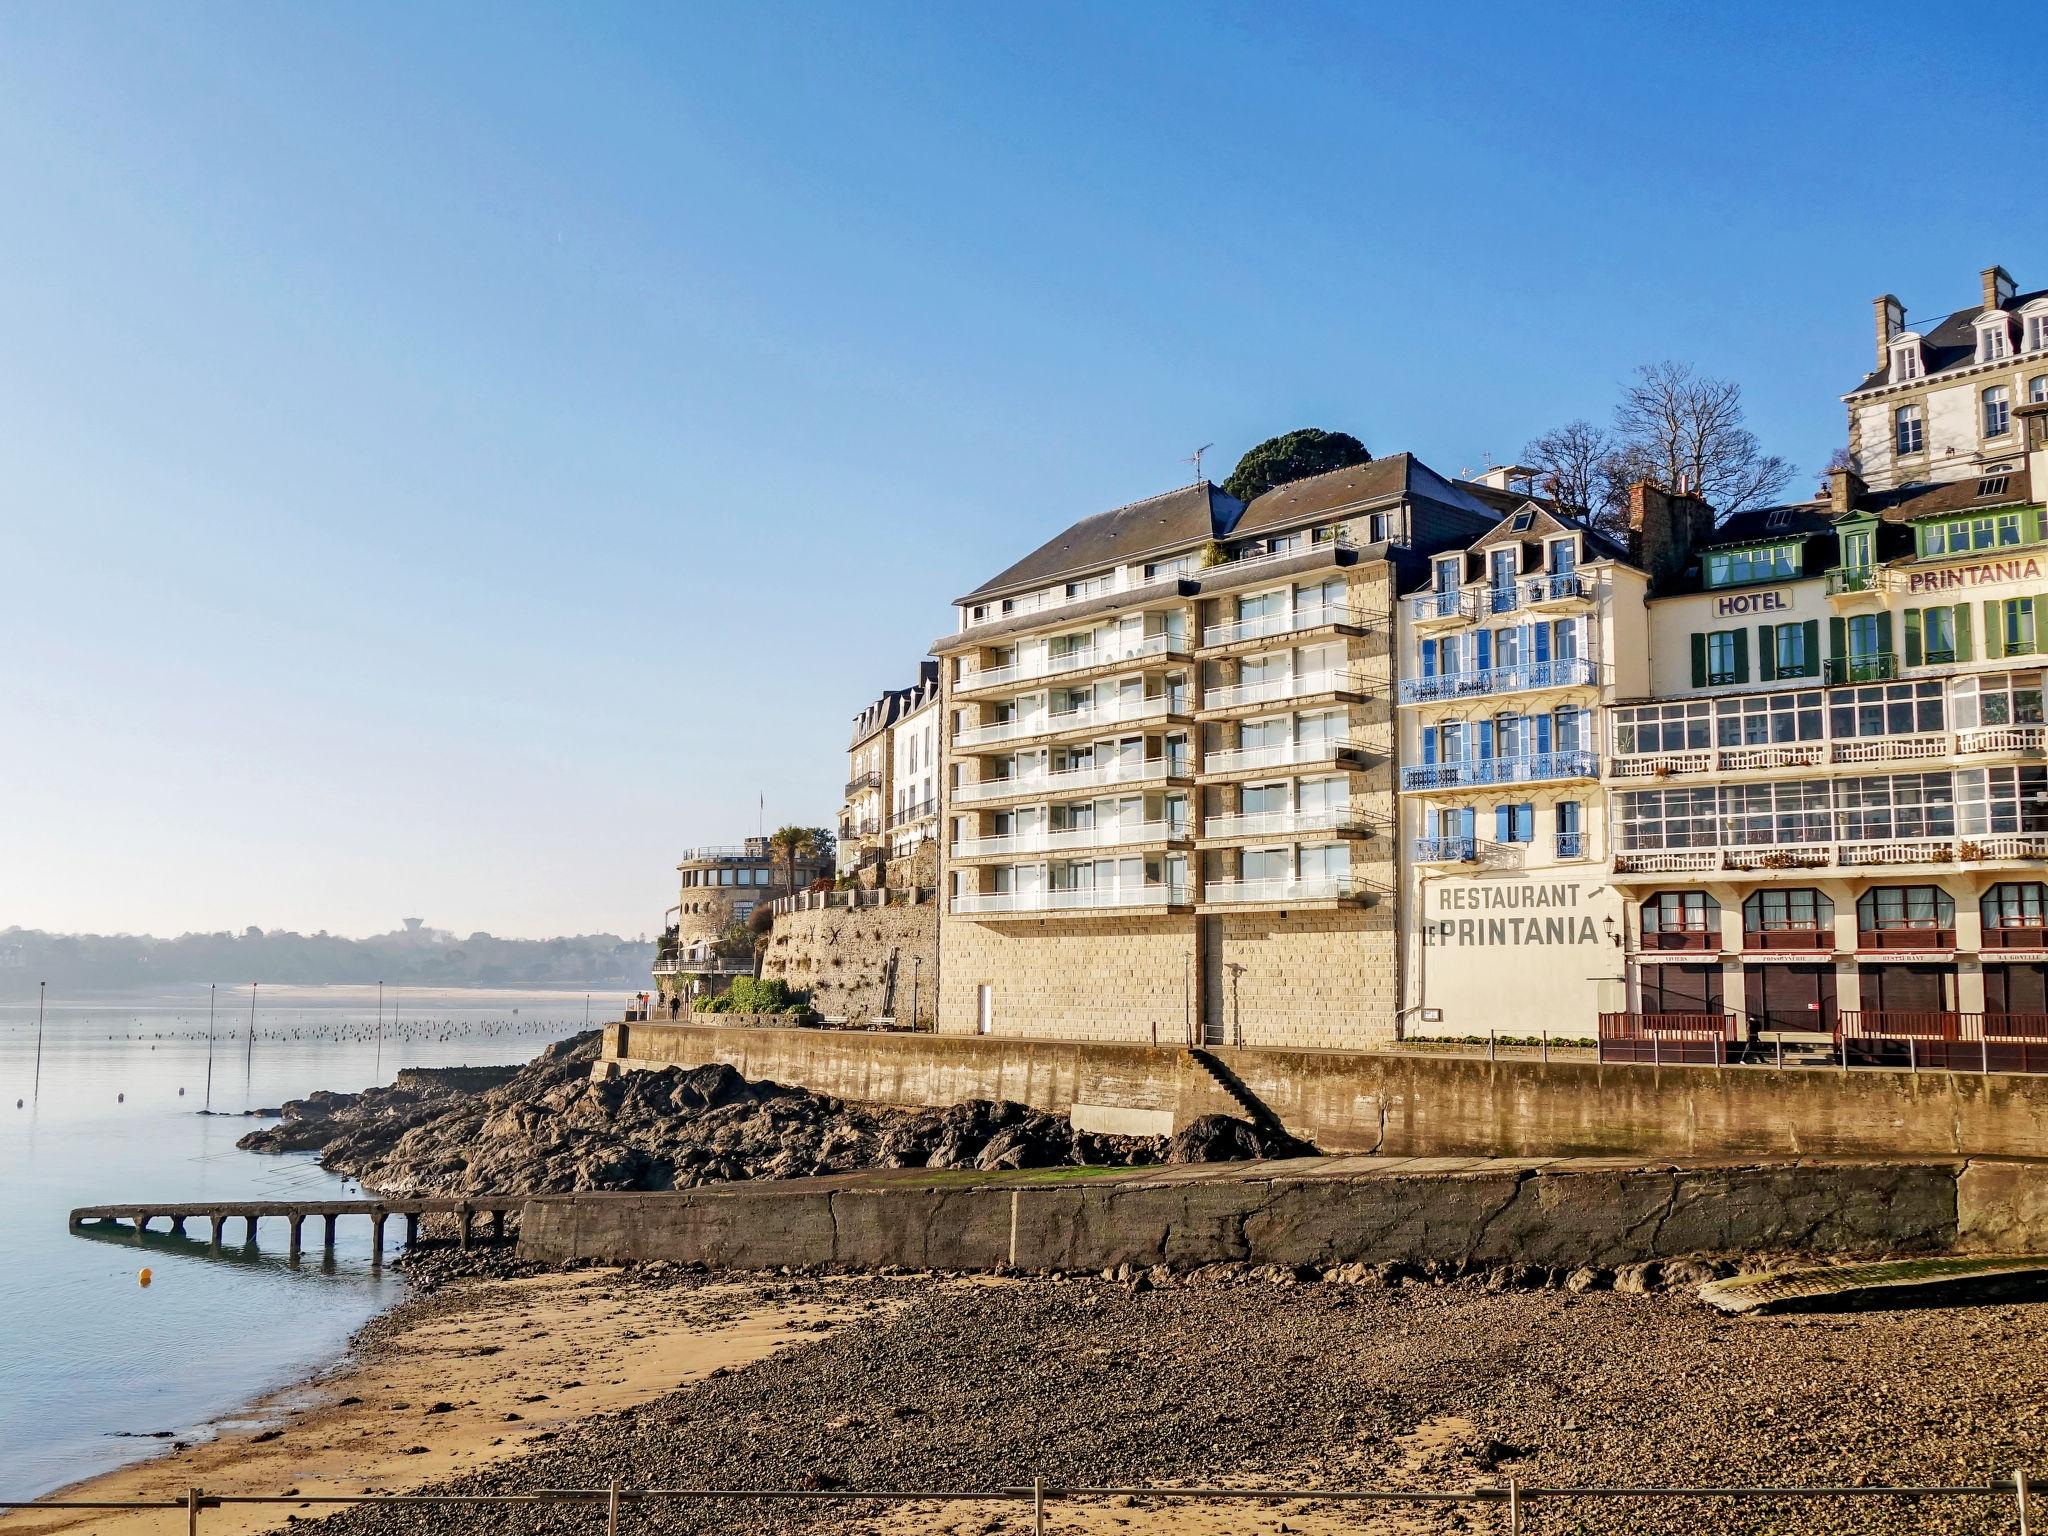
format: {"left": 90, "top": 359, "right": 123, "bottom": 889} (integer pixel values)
{"left": 1641, "top": 891, "right": 1719, "bottom": 948}
{"left": 1697, "top": 629, "right": 1746, "bottom": 687}
{"left": 1489, "top": 549, "right": 1519, "bottom": 610}
{"left": 1983, "top": 883, "right": 2048, "bottom": 931}
{"left": 1547, "top": 539, "right": 1577, "bottom": 573}
{"left": 1908, "top": 605, "right": 1965, "bottom": 667}
{"left": 1895, "top": 404, "right": 1925, "bottom": 455}
{"left": 1494, "top": 803, "right": 1534, "bottom": 844}
{"left": 1955, "top": 765, "right": 2048, "bottom": 835}
{"left": 1919, "top": 510, "right": 2027, "bottom": 556}
{"left": 2032, "top": 376, "right": 2048, "bottom": 405}
{"left": 1984, "top": 385, "right": 2012, "bottom": 438}
{"left": 1828, "top": 680, "right": 1943, "bottom": 739}
{"left": 1978, "top": 318, "right": 2012, "bottom": 363}
{"left": 1719, "top": 779, "right": 1833, "bottom": 846}
{"left": 1839, "top": 528, "right": 1873, "bottom": 572}
{"left": 1555, "top": 801, "right": 1583, "bottom": 858}
{"left": 2030, "top": 312, "right": 2048, "bottom": 353}
{"left": 1989, "top": 596, "right": 2038, "bottom": 658}
{"left": 1834, "top": 772, "right": 1957, "bottom": 841}
{"left": 1715, "top": 688, "right": 1824, "bottom": 744}
{"left": 1509, "top": 511, "right": 1535, "bottom": 532}
{"left": 1616, "top": 787, "right": 1719, "bottom": 850}
{"left": 1952, "top": 669, "right": 2045, "bottom": 729}
{"left": 1743, "top": 888, "right": 1834, "bottom": 939}
{"left": 1612, "top": 700, "right": 1711, "bottom": 755}
{"left": 1142, "top": 555, "right": 1193, "bottom": 582}
{"left": 1856, "top": 886, "right": 1954, "bottom": 939}
{"left": 1433, "top": 556, "right": 1461, "bottom": 592}
{"left": 1703, "top": 543, "right": 1799, "bottom": 587}
{"left": 1761, "top": 622, "right": 1819, "bottom": 680}
{"left": 1367, "top": 512, "right": 1392, "bottom": 543}
{"left": 1889, "top": 338, "right": 1922, "bottom": 380}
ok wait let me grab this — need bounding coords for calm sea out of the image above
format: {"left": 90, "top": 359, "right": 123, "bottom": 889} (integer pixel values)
{"left": 0, "top": 983, "right": 602, "bottom": 1498}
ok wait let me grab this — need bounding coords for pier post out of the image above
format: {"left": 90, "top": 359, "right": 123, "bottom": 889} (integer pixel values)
{"left": 371, "top": 1212, "right": 387, "bottom": 1264}
{"left": 133, "top": 1212, "right": 149, "bottom": 1243}
{"left": 323, "top": 1213, "right": 338, "bottom": 1253}
{"left": 244, "top": 1214, "right": 259, "bottom": 1245}
{"left": 458, "top": 1207, "right": 474, "bottom": 1250}
{"left": 288, "top": 1216, "right": 303, "bottom": 1265}
{"left": 209, "top": 1215, "right": 224, "bottom": 1252}
{"left": 170, "top": 1216, "right": 186, "bottom": 1238}
{"left": 404, "top": 1212, "right": 419, "bottom": 1248}
{"left": 491, "top": 1208, "right": 505, "bottom": 1242}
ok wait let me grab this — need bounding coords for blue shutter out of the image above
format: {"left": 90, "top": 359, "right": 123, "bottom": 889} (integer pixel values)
{"left": 1420, "top": 638, "right": 1438, "bottom": 678}
{"left": 1422, "top": 727, "right": 1438, "bottom": 765}
{"left": 1475, "top": 630, "right": 1493, "bottom": 671}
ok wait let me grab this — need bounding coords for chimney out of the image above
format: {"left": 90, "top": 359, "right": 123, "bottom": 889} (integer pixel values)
{"left": 1626, "top": 479, "right": 1718, "bottom": 589}
{"left": 1873, "top": 294, "right": 1903, "bottom": 369}
{"left": 1982, "top": 265, "right": 2016, "bottom": 312}
{"left": 1828, "top": 465, "right": 1866, "bottom": 517}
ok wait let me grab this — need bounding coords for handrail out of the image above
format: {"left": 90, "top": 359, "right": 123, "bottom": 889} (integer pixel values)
{"left": 1201, "top": 603, "right": 1362, "bottom": 648}
{"left": 1398, "top": 656, "right": 1595, "bottom": 704}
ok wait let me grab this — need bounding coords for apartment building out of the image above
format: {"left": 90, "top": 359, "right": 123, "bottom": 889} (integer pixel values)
{"left": 1396, "top": 492, "right": 1651, "bottom": 1038}
{"left": 1605, "top": 423, "right": 2048, "bottom": 1060}
{"left": 1851, "top": 263, "right": 2048, "bottom": 491}
{"left": 838, "top": 662, "right": 939, "bottom": 882}
{"left": 934, "top": 459, "right": 1498, "bottom": 1047}
{"left": 887, "top": 670, "right": 942, "bottom": 868}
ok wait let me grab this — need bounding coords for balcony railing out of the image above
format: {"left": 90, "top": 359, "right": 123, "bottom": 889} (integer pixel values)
{"left": 953, "top": 694, "right": 1177, "bottom": 749}
{"left": 1642, "top": 927, "right": 1718, "bottom": 952}
{"left": 1202, "top": 736, "right": 1367, "bottom": 776}
{"left": 1555, "top": 830, "right": 1586, "bottom": 859}
{"left": 1744, "top": 925, "right": 1833, "bottom": 951}
{"left": 1957, "top": 723, "right": 2048, "bottom": 755}
{"left": 1411, "top": 835, "right": 1477, "bottom": 863}
{"left": 950, "top": 820, "right": 1187, "bottom": 859}
{"left": 1983, "top": 923, "right": 2048, "bottom": 950}
{"left": 1611, "top": 721, "right": 2046, "bottom": 780}
{"left": 1858, "top": 925, "right": 1957, "bottom": 951}
{"left": 1826, "top": 567, "right": 1880, "bottom": 595}
{"left": 949, "top": 755, "right": 1181, "bottom": 805}
{"left": 956, "top": 633, "right": 1179, "bottom": 693}
{"left": 1201, "top": 805, "right": 1367, "bottom": 840}
{"left": 1400, "top": 749, "right": 1598, "bottom": 791}
{"left": 1398, "top": 656, "right": 1595, "bottom": 705}
{"left": 652, "top": 954, "right": 754, "bottom": 977}
{"left": 1200, "top": 603, "right": 1363, "bottom": 649}
{"left": 1825, "top": 652, "right": 1898, "bottom": 684}
{"left": 1408, "top": 589, "right": 1478, "bottom": 624}
{"left": 950, "top": 882, "right": 1191, "bottom": 916}
{"left": 1524, "top": 571, "right": 1590, "bottom": 605}
{"left": 1613, "top": 832, "right": 2048, "bottom": 876}
{"left": 1219, "top": 534, "right": 1355, "bottom": 572}
{"left": 1201, "top": 872, "right": 1372, "bottom": 905}
{"left": 960, "top": 567, "right": 1184, "bottom": 629}
{"left": 888, "top": 798, "right": 937, "bottom": 829}
{"left": 843, "top": 772, "right": 883, "bottom": 797}
{"left": 1203, "top": 668, "right": 1366, "bottom": 711}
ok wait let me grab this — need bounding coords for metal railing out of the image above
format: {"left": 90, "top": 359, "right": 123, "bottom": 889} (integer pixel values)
{"left": 1826, "top": 652, "right": 1899, "bottom": 683}
{"left": 7, "top": 1470, "right": 2035, "bottom": 1535}
{"left": 953, "top": 694, "right": 1177, "bottom": 749}
{"left": 960, "top": 565, "right": 1183, "bottom": 628}
{"left": 1203, "top": 667, "right": 1366, "bottom": 711}
{"left": 1400, "top": 750, "right": 1598, "bottom": 791}
{"left": 951, "top": 821, "right": 1188, "bottom": 859}
{"left": 888, "top": 798, "right": 938, "bottom": 829}
{"left": 1398, "top": 656, "right": 1595, "bottom": 705}
{"left": 652, "top": 955, "right": 753, "bottom": 977}
{"left": 1411, "top": 835, "right": 1477, "bottom": 863}
{"left": 950, "top": 756, "right": 1182, "bottom": 806}
{"left": 1826, "top": 565, "right": 1881, "bottom": 594}
{"left": 1202, "top": 805, "right": 1367, "bottom": 840}
{"left": 843, "top": 772, "right": 882, "bottom": 797}
{"left": 956, "top": 634, "right": 1180, "bottom": 693}
{"left": 1524, "top": 570, "right": 1590, "bottom": 604}
{"left": 1409, "top": 588, "right": 1477, "bottom": 624}
{"left": 1200, "top": 872, "right": 1373, "bottom": 905}
{"left": 1610, "top": 720, "right": 2047, "bottom": 778}
{"left": 1201, "top": 602, "right": 1361, "bottom": 648}
{"left": 1614, "top": 832, "right": 2048, "bottom": 875}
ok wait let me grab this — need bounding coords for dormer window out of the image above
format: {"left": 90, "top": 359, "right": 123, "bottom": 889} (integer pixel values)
{"left": 1432, "top": 555, "right": 1461, "bottom": 593}
{"left": 1890, "top": 334, "right": 1924, "bottom": 380}
{"left": 1976, "top": 314, "right": 2014, "bottom": 364}
{"left": 2025, "top": 307, "right": 2048, "bottom": 354}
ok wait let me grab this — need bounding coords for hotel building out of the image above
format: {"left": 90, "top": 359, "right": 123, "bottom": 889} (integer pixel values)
{"left": 933, "top": 459, "right": 1499, "bottom": 1047}
{"left": 838, "top": 661, "right": 940, "bottom": 883}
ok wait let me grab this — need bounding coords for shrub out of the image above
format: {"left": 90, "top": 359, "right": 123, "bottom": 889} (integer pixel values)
{"left": 726, "top": 976, "right": 810, "bottom": 1016}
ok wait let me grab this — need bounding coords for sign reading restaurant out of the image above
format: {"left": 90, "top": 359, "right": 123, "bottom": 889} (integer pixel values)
{"left": 1905, "top": 555, "right": 2046, "bottom": 593}
{"left": 1422, "top": 880, "right": 1600, "bottom": 948}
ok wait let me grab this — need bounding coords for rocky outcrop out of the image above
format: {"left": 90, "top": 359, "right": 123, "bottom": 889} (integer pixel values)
{"left": 239, "top": 1032, "right": 1288, "bottom": 1197}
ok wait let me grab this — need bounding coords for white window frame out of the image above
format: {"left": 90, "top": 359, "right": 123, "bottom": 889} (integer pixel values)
{"left": 1984, "top": 385, "right": 2012, "bottom": 439}
{"left": 1889, "top": 336, "right": 1923, "bottom": 380}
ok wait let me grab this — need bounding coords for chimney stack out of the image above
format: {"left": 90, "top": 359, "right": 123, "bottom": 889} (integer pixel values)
{"left": 1626, "top": 479, "right": 1718, "bottom": 589}
{"left": 1982, "top": 265, "right": 2016, "bottom": 312}
{"left": 1873, "top": 294, "right": 1903, "bottom": 369}
{"left": 1828, "top": 464, "right": 1866, "bottom": 517}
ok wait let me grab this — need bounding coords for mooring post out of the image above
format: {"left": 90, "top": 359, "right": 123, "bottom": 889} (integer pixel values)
{"left": 288, "top": 1216, "right": 303, "bottom": 1265}
{"left": 323, "top": 1213, "right": 338, "bottom": 1253}
{"left": 606, "top": 1476, "right": 621, "bottom": 1536}
{"left": 1508, "top": 1476, "right": 1522, "bottom": 1536}
{"left": 2017, "top": 1466, "right": 2032, "bottom": 1536}
{"left": 188, "top": 1486, "right": 204, "bottom": 1536}
{"left": 1032, "top": 1476, "right": 1045, "bottom": 1536}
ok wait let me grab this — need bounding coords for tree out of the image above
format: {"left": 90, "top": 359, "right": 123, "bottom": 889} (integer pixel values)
{"left": 1221, "top": 428, "right": 1371, "bottom": 505}
{"left": 767, "top": 824, "right": 830, "bottom": 898}
{"left": 1521, "top": 363, "right": 1795, "bottom": 537}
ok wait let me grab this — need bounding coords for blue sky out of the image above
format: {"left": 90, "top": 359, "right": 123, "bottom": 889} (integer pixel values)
{"left": 2, "top": 2, "right": 2042, "bottom": 940}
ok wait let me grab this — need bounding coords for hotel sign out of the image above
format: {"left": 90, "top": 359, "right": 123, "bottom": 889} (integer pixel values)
{"left": 1713, "top": 589, "right": 1791, "bottom": 617}
{"left": 1905, "top": 555, "right": 2045, "bottom": 594}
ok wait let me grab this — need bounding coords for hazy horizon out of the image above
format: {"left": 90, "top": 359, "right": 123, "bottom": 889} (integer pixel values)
{"left": 5, "top": 1, "right": 2041, "bottom": 938}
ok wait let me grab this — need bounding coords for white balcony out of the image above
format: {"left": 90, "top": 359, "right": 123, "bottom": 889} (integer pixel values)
{"left": 1398, "top": 657, "right": 1595, "bottom": 705}
{"left": 950, "top": 756, "right": 1181, "bottom": 806}
{"left": 1408, "top": 590, "right": 1479, "bottom": 628}
{"left": 1203, "top": 668, "right": 1367, "bottom": 711}
{"left": 1833, "top": 732, "right": 1948, "bottom": 765}
{"left": 1400, "top": 750, "right": 1599, "bottom": 791}
{"left": 961, "top": 569, "right": 1183, "bottom": 630}
{"left": 950, "top": 820, "right": 1188, "bottom": 859}
{"left": 1201, "top": 805, "right": 1368, "bottom": 840}
{"left": 1956, "top": 723, "right": 2046, "bottom": 757}
{"left": 1200, "top": 872, "right": 1373, "bottom": 906}
{"left": 956, "top": 634, "right": 1179, "bottom": 694}
{"left": 1609, "top": 721, "right": 2048, "bottom": 782}
{"left": 952, "top": 693, "right": 1176, "bottom": 750}
{"left": 951, "top": 882, "right": 1191, "bottom": 916}
{"left": 1202, "top": 736, "right": 1367, "bottom": 776}
{"left": 1613, "top": 832, "right": 2048, "bottom": 879}
{"left": 1201, "top": 603, "right": 1362, "bottom": 649}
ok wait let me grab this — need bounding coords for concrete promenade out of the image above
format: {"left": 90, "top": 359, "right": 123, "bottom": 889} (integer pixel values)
{"left": 519, "top": 1153, "right": 2048, "bottom": 1273}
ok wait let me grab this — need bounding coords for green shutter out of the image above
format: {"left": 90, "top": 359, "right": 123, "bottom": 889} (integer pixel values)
{"left": 1690, "top": 632, "right": 1707, "bottom": 689}
{"left": 1986, "top": 600, "right": 2006, "bottom": 659}
{"left": 1955, "top": 604, "right": 1973, "bottom": 662}
{"left": 1874, "top": 612, "right": 1893, "bottom": 664}
{"left": 1801, "top": 620, "right": 1819, "bottom": 677}
{"left": 1758, "top": 625, "right": 1777, "bottom": 681}
{"left": 1731, "top": 628, "right": 1749, "bottom": 684}
{"left": 1904, "top": 608, "right": 1923, "bottom": 667}
{"left": 1828, "top": 615, "right": 1846, "bottom": 662}
{"left": 2028, "top": 506, "right": 2046, "bottom": 545}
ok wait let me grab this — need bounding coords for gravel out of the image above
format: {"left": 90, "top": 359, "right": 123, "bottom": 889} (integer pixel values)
{"left": 307, "top": 1272, "right": 2047, "bottom": 1536}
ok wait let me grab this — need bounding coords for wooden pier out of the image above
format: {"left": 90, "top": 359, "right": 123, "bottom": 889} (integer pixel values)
{"left": 67, "top": 1197, "right": 522, "bottom": 1262}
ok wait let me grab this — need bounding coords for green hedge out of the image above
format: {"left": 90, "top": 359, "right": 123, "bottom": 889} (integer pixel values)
{"left": 691, "top": 976, "right": 809, "bottom": 1016}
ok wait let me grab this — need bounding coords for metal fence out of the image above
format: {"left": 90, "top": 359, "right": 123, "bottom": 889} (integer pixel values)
{"left": 5, "top": 1470, "right": 2037, "bottom": 1534}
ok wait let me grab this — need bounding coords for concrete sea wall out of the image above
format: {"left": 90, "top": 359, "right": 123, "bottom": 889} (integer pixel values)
{"left": 599, "top": 1021, "right": 2048, "bottom": 1159}
{"left": 520, "top": 1155, "right": 2048, "bottom": 1272}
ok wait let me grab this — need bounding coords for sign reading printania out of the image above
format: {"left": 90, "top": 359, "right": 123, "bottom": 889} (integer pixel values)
{"left": 1906, "top": 555, "right": 2046, "bottom": 594}
{"left": 1423, "top": 881, "right": 1600, "bottom": 947}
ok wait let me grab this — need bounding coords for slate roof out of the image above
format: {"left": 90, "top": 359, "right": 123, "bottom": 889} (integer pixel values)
{"left": 1697, "top": 501, "right": 1837, "bottom": 548}
{"left": 1857, "top": 466, "right": 2035, "bottom": 523}
{"left": 955, "top": 483, "right": 1244, "bottom": 605}
{"left": 1849, "top": 290, "right": 2048, "bottom": 394}
{"left": 1228, "top": 454, "right": 1495, "bottom": 539}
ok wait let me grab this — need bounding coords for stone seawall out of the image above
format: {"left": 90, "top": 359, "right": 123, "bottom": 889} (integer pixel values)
{"left": 599, "top": 1021, "right": 2048, "bottom": 1160}
{"left": 393, "top": 1065, "right": 521, "bottom": 1093}
{"left": 520, "top": 1155, "right": 2048, "bottom": 1272}
{"left": 759, "top": 902, "right": 939, "bottom": 1028}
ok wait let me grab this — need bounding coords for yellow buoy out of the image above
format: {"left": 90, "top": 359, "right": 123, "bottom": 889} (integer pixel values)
{"left": 138, "top": 1268, "right": 153, "bottom": 1287}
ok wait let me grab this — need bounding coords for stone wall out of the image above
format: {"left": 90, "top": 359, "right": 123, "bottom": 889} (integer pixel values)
{"left": 760, "top": 900, "right": 939, "bottom": 1027}
{"left": 1215, "top": 908, "right": 1398, "bottom": 1050}
{"left": 938, "top": 915, "right": 1198, "bottom": 1043}
{"left": 519, "top": 1156, "right": 2048, "bottom": 1271}
{"left": 598, "top": 1020, "right": 2048, "bottom": 1161}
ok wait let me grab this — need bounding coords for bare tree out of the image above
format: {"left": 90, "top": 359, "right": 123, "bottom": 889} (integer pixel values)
{"left": 1609, "top": 362, "right": 1794, "bottom": 516}
{"left": 1520, "top": 419, "right": 1623, "bottom": 537}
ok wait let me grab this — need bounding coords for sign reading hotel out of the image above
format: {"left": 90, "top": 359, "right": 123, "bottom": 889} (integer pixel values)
{"left": 1905, "top": 555, "right": 2046, "bottom": 594}
{"left": 1713, "top": 589, "right": 1792, "bottom": 616}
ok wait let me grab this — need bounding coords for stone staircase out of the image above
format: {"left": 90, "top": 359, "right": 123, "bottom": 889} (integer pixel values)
{"left": 1184, "top": 1048, "right": 1292, "bottom": 1142}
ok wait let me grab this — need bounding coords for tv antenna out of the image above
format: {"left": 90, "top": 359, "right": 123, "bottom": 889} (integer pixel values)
{"left": 1185, "top": 442, "right": 1213, "bottom": 483}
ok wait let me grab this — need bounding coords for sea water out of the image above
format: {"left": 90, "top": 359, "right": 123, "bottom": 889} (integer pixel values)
{"left": 0, "top": 983, "right": 602, "bottom": 1496}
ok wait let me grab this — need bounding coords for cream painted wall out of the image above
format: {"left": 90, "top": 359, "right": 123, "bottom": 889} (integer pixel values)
{"left": 1406, "top": 868, "right": 1624, "bottom": 1039}
{"left": 1642, "top": 578, "right": 1833, "bottom": 700}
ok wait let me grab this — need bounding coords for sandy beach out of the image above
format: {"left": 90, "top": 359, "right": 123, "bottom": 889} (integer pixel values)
{"left": 1, "top": 1266, "right": 906, "bottom": 1536}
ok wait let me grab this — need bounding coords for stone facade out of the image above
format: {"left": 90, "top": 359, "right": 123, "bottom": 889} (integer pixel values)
{"left": 761, "top": 898, "right": 940, "bottom": 1028}
{"left": 938, "top": 914, "right": 1197, "bottom": 1042}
